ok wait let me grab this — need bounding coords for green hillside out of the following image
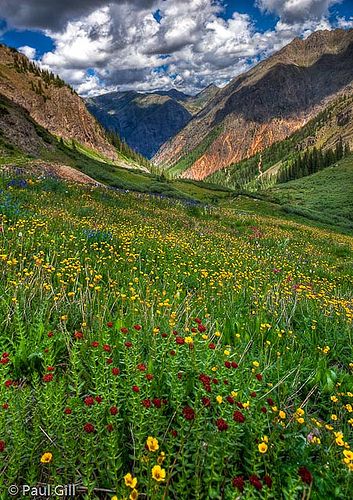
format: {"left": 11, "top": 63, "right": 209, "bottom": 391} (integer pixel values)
{"left": 266, "top": 154, "right": 353, "bottom": 229}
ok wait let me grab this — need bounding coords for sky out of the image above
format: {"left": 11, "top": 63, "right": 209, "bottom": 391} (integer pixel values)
{"left": 0, "top": 0, "right": 352, "bottom": 96}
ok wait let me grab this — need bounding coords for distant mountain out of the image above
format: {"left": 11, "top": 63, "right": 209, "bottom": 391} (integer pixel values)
{"left": 153, "top": 29, "right": 353, "bottom": 180}
{"left": 86, "top": 85, "right": 219, "bottom": 159}
{"left": 0, "top": 44, "right": 119, "bottom": 162}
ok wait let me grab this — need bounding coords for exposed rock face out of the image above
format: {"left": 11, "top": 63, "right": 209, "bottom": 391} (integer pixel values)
{"left": 86, "top": 86, "right": 219, "bottom": 159}
{"left": 0, "top": 44, "right": 117, "bottom": 161}
{"left": 153, "top": 29, "right": 353, "bottom": 181}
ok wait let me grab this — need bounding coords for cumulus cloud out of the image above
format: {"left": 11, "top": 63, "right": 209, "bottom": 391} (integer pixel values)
{"left": 2, "top": 0, "right": 351, "bottom": 96}
{"left": 1, "top": 0, "right": 158, "bottom": 31}
{"left": 18, "top": 45, "right": 36, "bottom": 59}
{"left": 256, "top": 0, "right": 341, "bottom": 24}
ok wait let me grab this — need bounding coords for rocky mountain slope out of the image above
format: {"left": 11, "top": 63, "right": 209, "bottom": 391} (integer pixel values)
{"left": 0, "top": 44, "right": 117, "bottom": 161}
{"left": 154, "top": 29, "right": 353, "bottom": 180}
{"left": 86, "top": 85, "right": 219, "bottom": 159}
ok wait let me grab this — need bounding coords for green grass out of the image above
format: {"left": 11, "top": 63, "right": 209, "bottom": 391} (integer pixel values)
{"left": 266, "top": 154, "right": 353, "bottom": 229}
{"left": 0, "top": 171, "right": 352, "bottom": 499}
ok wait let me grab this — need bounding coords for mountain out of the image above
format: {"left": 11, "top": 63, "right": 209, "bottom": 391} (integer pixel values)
{"left": 153, "top": 29, "right": 353, "bottom": 180}
{"left": 208, "top": 87, "right": 353, "bottom": 189}
{"left": 86, "top": 85, "right": 219, "bottom": 159}
{"left": 87, "top": 90, "right": 192, "bottom": 159}
{"left": 0, "top": 43, "right": 117, "bottom": 161}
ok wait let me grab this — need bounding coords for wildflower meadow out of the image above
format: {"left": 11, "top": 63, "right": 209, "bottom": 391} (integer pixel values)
{"left": 0, "top": 174, "right": 352, "bottom": 499}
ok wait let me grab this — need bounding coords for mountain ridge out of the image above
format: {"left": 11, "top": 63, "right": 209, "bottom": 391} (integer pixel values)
{"left": 153, "top": 28, "right": 353, "bottom": 181}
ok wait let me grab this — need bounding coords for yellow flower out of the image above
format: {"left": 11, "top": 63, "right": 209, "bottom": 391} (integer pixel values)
{"left": 185, "top": 336, "right": 193, "bottom": 344}
{"left": 258, "top": 442, "right": 268, "bottom": 454}
{"left": 336, "top": 437, "right": 345, "bottom": 446}
{"left": 297, "top": 418, "right": 305, "bottom": 424}
{"left": 130, "top": 490, "right": 139, "bottom": 500}
{"left": 331, "top": 414, "right": 338, "bottom": 421}
{"left": 40, "top": 452, "right": 53, "bottom": 464}
{"left": 224, "top": 349, "right": 230, "bottom": 356}
{"left": 157, "top": 452, "right": 166, "bottom": 465}
{"left": 343, "top": 450, "right": 353, "bottom": 461}
{"left": 252, "top": 361, "right": 259, "bottom": 368}
{"left": 124, "top": 473, "right": 137, "bottom": 489}
{"left": 112, "top": 497, "right": 118, "bottom": 500}
{"left": 216, "top": 395, "right": 223, "bottom": 404}
{"left": 146, "top": 436, "right": 159, "bottom": 452}
{"left": 279, "top": 410, "right": 286, "bottom": 419}
{"left": 296, "top": 408, "right": 305, "bottom": 417}
{"left": 151, "top": 465, "right": 166, "bottom": 482}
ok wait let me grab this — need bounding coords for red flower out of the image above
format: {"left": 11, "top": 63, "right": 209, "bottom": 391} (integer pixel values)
{"left": 176, "top": 336, "right": 185, "bottom": 345}
{"left": 267, "top": 398, "right": 274, "bottom": 406}
{"left": 120, "top": 327, "right": 128, "bottom": 334}
{"left": 107, "top": 322, "right": 113, "bottom": 328}
{"left": 202, "top": 397, "right": 211, "bottom": 407}
{"left": 84, "top": 396, "right": 95, "bottom": 406}
{"left": 2, "top": 352, "right": 9, "bottom": 358}
{"left": 103, "top": 344, "right": 111, "bottom": 352}
{"left": 261, "top": 406, "right": 267, "bottom": 413}
{"left": 2, "top": 403, "right": 9, "bottom": 410}
{"left": 226, "top": 396, "right": 235, "bottom": 404}
{"left": 112, "top": 367, "right": 120, "bottom": 376}
{"left": 170, "top": 350, "right": 176, "bottom": 356}
{"left": 4, "top": 380, "right": 12, "bottom": 388}
{"left": 249, "top": 475, "right": 262, "bottom": 490}
{"left": 43, "top": 374, "right": 53, "bottom": 383}
{"left": 236, "top": 402, "right": 244, "bottom": 409}
{"left": 153, "top": 398, "right": 162, "bottom": 408}
{"left": 91, "top": 341, "right": 99, "bottom": 348}
{"left": 212, "top": 378, "right": 219, "bottom": 385}
{"left": 224, "top": 361, "right": 231, "bottom": 369}
{"left": 177, "top": 372, "right": 183, "bottom": 380}
{"left": 74, "top": 331, "right": 83, "bottom": 339}
{"left": 182, "top": 406, "right": 195, "bottom": 420}
{"left": 0, "top": 440, "right": 5, "bottom": 452}
{"left": 47, "top": 366, "right": 55, "bottom": 372}
{"left": 216, "top": 418, "right": 228, "bottom": 431}
{"left": 83, "top": 423, "right": 95, "bottom": 433}
{"left": 250, "top": 392, "right": 257, "bottom": 398}
{"left": 194, "top": 318, "right": 202, "bottom": 324}
{"left": 95, "top": 396, "right": 103, "bottom": 404}
{"left": 232, "top": 476, "right": 244, "bottom": 492}
{"left": 198, "top": 324, "right": 206, "bottom": 332}
{"left": 106, "top": 358, "right": 113, "bottom": 365}
{"left": 47, "top": 331, "right": 54, "bottom": 338}
{"left": 191, "top": 327, "right": 197, "bottom": 333}
{"left": 208, "top": 343, "right": 216, "bottom": 349}
{"left": 0, "top": 358, "right": 9, "bottom": 365}
{"left": 233, "top": 411, "right": 245, "bottom": 423}
{"left": 124, "top": 341, "right": 132, "bottom": 348}
{"left": 298, "top": 467, "right": 313, "bottom": 485}
{"left": 263, "top": 475, "right": 272, "bottom": 488}
{"left": 231, "top": 361, "right": 238, "bottom": 369}
{"left": 106, "top": 424, "right": 113, "bottom": 432}
{"left": 132, "top": 385, "right": 140, "bottom": 393}
{"left": 146, "top": 374, "right": 154, "bottom": 381}
{"left": 133, "top": 324, "right": 142, "bottom": 330}
{"left": 170, "top": 429, "right": 178, "bottom": 437}
{"left": 161, "top": 333, "right": 168, "bottom": 338}
{"left": 142, "top": 399, "right": 151, "bottom": 408}
{"left": 137, "top": 363, "right": 146, "bottom": 371}
{"left": 256, "top": 373, "right": 263, "bottom": 381}
{"left": 110, "top": 406, "right": 118, "bottom": 415}
{"left": 64, "top": 407, "right": 72, "bottom": 414}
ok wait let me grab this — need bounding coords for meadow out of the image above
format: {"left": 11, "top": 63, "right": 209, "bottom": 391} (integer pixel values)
{"left": 0, "top": 173, "right": 352, "bottom": 499}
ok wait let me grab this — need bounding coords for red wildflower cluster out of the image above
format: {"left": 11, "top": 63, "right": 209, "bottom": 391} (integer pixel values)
{"left": 216, "top": 418, "right": 228, "bottom": 431}
{"left": 249, "top": 475, "right": 262, "bottom": 490}
{"left": 199, "top": 373, "right": 212, "bottom": 392}
{"left": 182, "top": 406, "right": 195, "bottom": 420}
{"left": 298, "top": 467, "right": 313, "bottom": 484}
{"left": 110, "top": 406, "right": 118, "bottom": 415}
{"left": 0, "top": 440, "right": 5, "bottom": 452}
{"left": 83, "top": 423, "right": 95, "bottom": 433}
{"left": 43, "top": 374, "right": 53, "bottom": 383}
{"left": 112, "top": 367, "right": 120, "bottom": 376}
{"left": 233, "top": 411, "right": 245, "bottom": 423}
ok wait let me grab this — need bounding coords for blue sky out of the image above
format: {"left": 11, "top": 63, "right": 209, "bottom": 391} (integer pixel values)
{"left": 0, "top": 1, "right": 352, "bottom": 95}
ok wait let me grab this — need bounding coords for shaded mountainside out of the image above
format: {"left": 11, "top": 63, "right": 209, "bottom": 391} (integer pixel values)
{"left": 0, "top": 44, "right": 117, "bottom": 161}
{"left": 86, "top": 85, "right": 219, "bottom": 159}
{"left": 154, "top": 29, "right": 353, "bottom": 180}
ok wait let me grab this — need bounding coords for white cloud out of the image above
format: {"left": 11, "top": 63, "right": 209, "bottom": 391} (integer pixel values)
{"left": 29, "top": 0, "right": 350, "bottom": 96}
{"left": 18, "top": 45, "right": 36, "bottom": 59}
{"left": 256, "top": 0, "right": 341, "bottom": 23}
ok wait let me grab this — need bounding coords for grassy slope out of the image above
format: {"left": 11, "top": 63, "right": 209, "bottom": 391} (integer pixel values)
{"left": 266, "top": 154, "right": 353, "bottom": 229}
